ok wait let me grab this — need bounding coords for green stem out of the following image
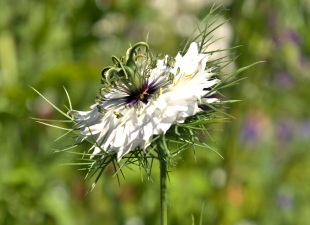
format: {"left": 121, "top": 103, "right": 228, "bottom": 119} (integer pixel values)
{"left": 159, "top": 147, "right": 168, "bottom": 225}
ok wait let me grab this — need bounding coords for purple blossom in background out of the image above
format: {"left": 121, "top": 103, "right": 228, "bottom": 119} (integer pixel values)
{"left": 285, "top": 29, "right": 308, "bottom": 68}
{"left": 276, "top": 191, "right": 294, "bottom": 210}
{"left": 299, "top": 54, "right": 308, "bottom": 68}
{"left": 274, "top": 71, "right": 294, "bottom": 90}
{"left": 275, "top": 118, "right": 294, "bottom": 144}
{"left": 242, "top": 118, "right": 259, "bottom": 142}
{"left": 286, "top": 29, "right": 302, "bottom": 46}
{"left": 241, "top": 111, "right": 269, "bottom": 144}
{"left": 299, "top": 119, "right": 310, "bottom": 139}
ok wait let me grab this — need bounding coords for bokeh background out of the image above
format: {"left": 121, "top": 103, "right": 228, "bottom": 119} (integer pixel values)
{"left": 1, "top": 0, "right": 310, "bottom": 224}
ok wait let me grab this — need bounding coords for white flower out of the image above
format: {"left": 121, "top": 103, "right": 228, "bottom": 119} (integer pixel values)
{"left": 72, "top": 42, "right": 219, "bottom": 160}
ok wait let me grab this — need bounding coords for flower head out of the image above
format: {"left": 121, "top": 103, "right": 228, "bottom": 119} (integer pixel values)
{"left": 72, "top": 42, "right": 219, "bottom": 160}
{"left": 32, "top": 5, "right": 259, "bottom": 191}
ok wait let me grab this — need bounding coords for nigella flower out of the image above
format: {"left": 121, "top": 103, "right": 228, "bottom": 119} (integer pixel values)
{"left": 31, "top": 6, "right": 260, "bottom": 210}
{"left": 32, "top": 6, "right": 259, "bottom": 189}
{"left": 72, "top": 42, "right": 220, "bottom": 160}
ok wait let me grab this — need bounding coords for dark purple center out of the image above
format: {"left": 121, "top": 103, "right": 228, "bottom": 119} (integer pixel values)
{"left": 126, "top": 81, "right": 158, "bottom": 106}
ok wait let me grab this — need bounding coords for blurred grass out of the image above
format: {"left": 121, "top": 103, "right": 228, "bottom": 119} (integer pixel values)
{"left": 1, "top": 0, "right": 310, "bottom": 224}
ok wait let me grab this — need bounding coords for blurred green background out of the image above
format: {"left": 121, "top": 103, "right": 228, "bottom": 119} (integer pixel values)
{"left": 1, "top": 0, "right": 310, "bottom": 224}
